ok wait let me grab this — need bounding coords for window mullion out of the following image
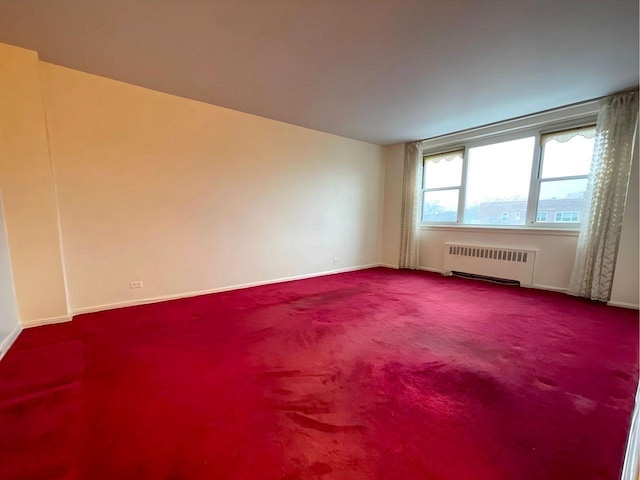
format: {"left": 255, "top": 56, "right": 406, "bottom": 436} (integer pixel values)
{"left": 538, "top": 174, "right": 589, "bottom": 183}
{"left": 526, "top": 133, "right": 543, "bottom": 225}
{"left": 458, "top": 148, "right": 469, "bottom": 224}
{"left": 423, "top": 185, "right": 462, "bottom": 193}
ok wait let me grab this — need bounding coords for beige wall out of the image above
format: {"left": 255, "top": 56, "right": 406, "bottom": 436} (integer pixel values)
{"left": 610, "top": 121, "right": 639, "bottom": 308}
{"left": 382, "top": 140, "right": 638, "bottom": 298}
{"left": 40, "top": 63, "right": 384, "bottom": 312}
{"left": 381, "top": 143, "right": 404, "bottom": 267}
{"left": 1, "top": 40, "right": 634, "bottom": 323}
{"left": 0, "top": 44, "right": 68, "bottom": 324}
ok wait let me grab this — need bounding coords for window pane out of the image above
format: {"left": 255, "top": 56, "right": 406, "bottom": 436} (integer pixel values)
{"left": 463, "top": 137, "right": 535, "bottom": 225}
{"left": 537, "top": 178, "right": 588, "bottom": 222}
{"left": 540, "top": 127, "right": 595, "bottom": 179}
{"left": 423, "top": 151, "right": 463, "bottom": 189}
{"left": 422, "top": 189, "right": 459, "bottom": 222}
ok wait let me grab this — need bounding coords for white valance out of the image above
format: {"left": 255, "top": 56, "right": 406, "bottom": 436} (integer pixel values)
{"left": 423, "top": 149, "right": 464, "bottom": 164}
{"left": 541, "top": 126, "right": 596, "bottom": 146}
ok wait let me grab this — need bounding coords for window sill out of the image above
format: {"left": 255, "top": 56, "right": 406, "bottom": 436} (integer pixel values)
{"left": 419, "top": 224, "right": 580, "bottom": 237}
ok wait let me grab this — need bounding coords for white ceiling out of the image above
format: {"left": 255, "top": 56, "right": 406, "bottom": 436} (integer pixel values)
{"left": 0, "top": 0, "right": 637, "bottom": 146}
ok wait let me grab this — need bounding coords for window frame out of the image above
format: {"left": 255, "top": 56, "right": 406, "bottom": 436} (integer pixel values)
{"left": 419, "top": 112, "right": 598, "bottom": 230}
{"left": 530, "top": 124, "right": 594, "bottom": 227}
{"left": 420, "top": 148, "right": 466, "bottom": 224}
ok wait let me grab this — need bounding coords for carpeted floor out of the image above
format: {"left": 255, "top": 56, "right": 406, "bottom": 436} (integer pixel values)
{"left": 0, "top": 267, "right": 637, "bottom": 479}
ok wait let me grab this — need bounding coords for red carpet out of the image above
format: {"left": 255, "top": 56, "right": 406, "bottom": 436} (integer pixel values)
{"left": 0, "top": 268, "right": 637, "bottom": 479}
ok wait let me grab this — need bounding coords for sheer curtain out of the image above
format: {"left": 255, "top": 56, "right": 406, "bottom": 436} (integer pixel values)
{"left": 399, "top": 141, "right": 423, "bottom": 269}
{"left": 568, "top": 91, "right": 639, "bottom": 301}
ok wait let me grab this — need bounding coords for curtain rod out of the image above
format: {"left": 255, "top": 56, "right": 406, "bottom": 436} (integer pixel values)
{"left": 416, "top": 86, "right": 639, "bottom": 145}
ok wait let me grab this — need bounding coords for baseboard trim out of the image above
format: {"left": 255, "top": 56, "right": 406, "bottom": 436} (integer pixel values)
{"left": 531, "top": 284, "right": 568, "bottom": 293}
{"left": 54, "top": 263, "right": 639, "bottom": 318}
{"left": 416, "top": 269, "right": 570, "bottom": 292}
{"left": 417, "top": 266, "right": 443, "bottom": 273}
{"left": 0, "top": 323, "right": 22, "bottom": 361}
{"left": 71, "top": 263, "right": 383, "bottom": 316}
{"left": 20, "top": 315, "right": 72, "bottom": 328}
{"left": 622, "top": 381, "right": 640, "bottom": 480}
{"left": 607, "top": 300, "right": 640, "bottom": 310}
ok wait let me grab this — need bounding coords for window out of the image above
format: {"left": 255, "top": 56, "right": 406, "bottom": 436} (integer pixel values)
{"left": 421, "top": 150, "right": 464, "bottom": 222}
{"left": 535, "top": 126, "right": 594, "bottom": 223}
{"left": 554, "top": 211, "right": 580, "bottom": 222}
{"left": 420, "top": 115, "right": 596, "bottom": 228}
{"left": 464, "top": 137, "right": 535, "bottom": 226}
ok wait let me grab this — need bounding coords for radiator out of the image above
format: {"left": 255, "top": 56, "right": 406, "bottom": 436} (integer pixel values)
{"left": 442, "top": 243, "right": 537, "bottom": 286}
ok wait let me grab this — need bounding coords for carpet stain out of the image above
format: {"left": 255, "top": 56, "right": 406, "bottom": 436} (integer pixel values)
{"left": 286, "top": 412, "right": 365, "bottom": 433}
{"left": 534, "top": 377, "right": 557, "bottom": 391}
{"left": 569, "top": 394, "right": 597, "bottom": 415}
{"left": 271, "top": 402, "right": 334, "bottom": 415}
{"left": 258, "top": 369, "right": 303, "bottom": 378}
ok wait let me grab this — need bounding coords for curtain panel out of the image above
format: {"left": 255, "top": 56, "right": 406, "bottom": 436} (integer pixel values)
{"left": 399, "top": 141, "right": 423, "bottom": 269}
{"left": 568, "top": 91, "right": 639, "bottom": 301}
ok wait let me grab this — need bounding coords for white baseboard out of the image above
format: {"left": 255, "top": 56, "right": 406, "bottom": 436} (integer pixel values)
{"left": 20, "top": 315, "right": 71, "bottom": 328}
{"left": 426, "top": 272, "right": 638, "bottom": 309}
{"left": 416, "top": 267, "right": 444, "bottom": 274}
{"left": 71, "top": 263, "right": 383, "bottom": 316}
{"left": 622, "top": 382, "right": 640, "bottom": 480}
{"left": 383, "top": 265, "right": 446, "bottom": 275}
{"left": 418, "top": 266, "right": 443, "bottom": 273}
{"left": 0, "top": 323, "right": 22, "bottom": 361}
{"left": 607, "top": 300, "right": 640, "bottom": 310}
{"left": 417, "top": 268, "right": 571, "bottom": 292}
{"left": 531, "top": 284, "right": 568, "bottom": 293}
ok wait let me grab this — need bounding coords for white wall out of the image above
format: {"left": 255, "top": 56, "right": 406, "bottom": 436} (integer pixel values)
{"left": 382, "top": 136, "right": 638, "bottom": 297}
{"left": 610, "top": 121, "right": 639, "bottom": 308}
{"left": 416, "top": 227, "right": 579, "bottom": 290}
{"left": 0, "top": 44, "right": 68, "bottom": 325}
{"left": 40, "top": 62, "right": 384, "bottom": 313}
{"left": 0, "top": 192, "right": 20, "bottom": 338}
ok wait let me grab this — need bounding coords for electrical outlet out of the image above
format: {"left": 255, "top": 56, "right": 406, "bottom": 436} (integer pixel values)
{"left": 333, "top": 258, "right": 339, "bottom": 265}
{"left": 129, "top": 281, "right": 143, "bottom": 289}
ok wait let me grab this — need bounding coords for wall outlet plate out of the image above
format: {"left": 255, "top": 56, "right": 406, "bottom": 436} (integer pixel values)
{"left": 129, "top": 281, "right": 143, "bottom": 289}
